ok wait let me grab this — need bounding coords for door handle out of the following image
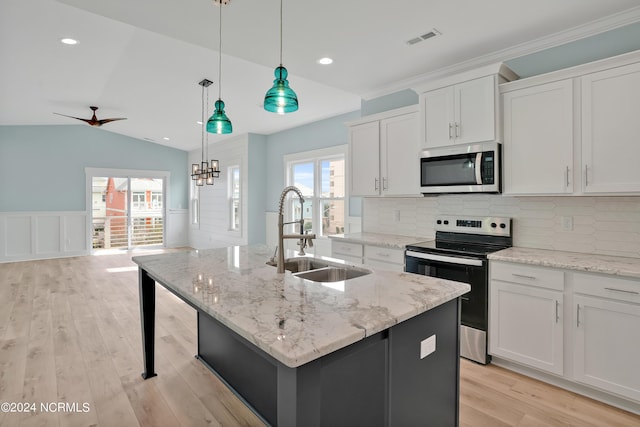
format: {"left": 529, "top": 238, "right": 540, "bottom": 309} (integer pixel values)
{"left": 512, "top": 273, "right": 537, "bottom": 280}
{"left": 565, "top": 166, "right": 570, "bottom": 187}
{"left": 576, "top": 304, "right": 581, "bottom": 327}
{"left": 585, "top": 165, "right": 589, "bottom": 187}
{"left": 382, "top": 177, "right": 388, "bottom": 190}
{"left": 448, "top": 123, "right": 453, "bottom": 139}
{"left": 474, "top": 153, "right": 482, "bottom": 184}
{"left": 374, "top": 177, "right": 379, "bottom": 191}
{"left": 604, "top": 287, "right": 639, "bottom": 295}
{"left": 555, "top": 300, "right": 560, "bottom": 323}
{"left": 455, "top": 122, "right": 460, "bottom": 138}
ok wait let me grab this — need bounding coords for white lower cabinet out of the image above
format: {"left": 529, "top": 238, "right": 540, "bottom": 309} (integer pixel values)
{"left": 363, "top": 245, "right": 404, "bottom": 272}
{"left": 331, "top": 241, "right": 404, "bottom": 271}
{"left": 331, "top": 241, "right": 364, "bottom": 265}
{"left": 573, "top": 274, "right": 640, "bottom": 401}
{"left": 489, "top": 262, "right": 564, "bottom": 375}
{"left": 490, "top": 261, "right": 640, "bottom": 406}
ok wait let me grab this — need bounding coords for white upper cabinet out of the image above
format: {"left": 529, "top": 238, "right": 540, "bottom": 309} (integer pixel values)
{"left": 349, "top": 121, "right": 380, "bottom": 197}
{"left": 414, "top": 63, "right": 517, "bottom": 149}
{"left": 380, "top": 112, "right": 420, "bottom": 196}
{"left": 422, "top": 75, "right": 497, "bottom": 148}
{"left": 499, "top": 50, "right": 640, "bottom": 196}
{"left": 502, "top": 79, "right": 574, "bottom": 195}
{"left": 581, "top": 62, "right": 640, "bottom": 194}
{"left": 348, "top": 106, "right": 420, "bottom": 197}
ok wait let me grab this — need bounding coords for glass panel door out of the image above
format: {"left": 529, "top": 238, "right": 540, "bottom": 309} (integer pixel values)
{"left": 91, "top": 176, "right": 164, "bottom": 250}
{"left": 130, "top": 178, "right": 164, "bottom": 247}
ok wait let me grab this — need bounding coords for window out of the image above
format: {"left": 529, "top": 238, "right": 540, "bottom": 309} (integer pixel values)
{"left": 191, "top": 178, "right": 199, "bottom": 225}
{"left": 151, "top": 192, "right": 163, "bottom": 208}
{"left": 132, "top": 192, "right": 146, "bottom": 209}
{"left": 284, "top": 146, "right": 347, "bottom": 238}
{"left": 228, "top": 165, "right": 241, "bottom": 231}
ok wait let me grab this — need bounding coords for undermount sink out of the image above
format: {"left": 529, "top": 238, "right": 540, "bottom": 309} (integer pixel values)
{"left": 266, "top": 257, "right": 371, "bottom": 282}
{"left": 265, "top": 257, "right": 329, "bottom": 273}
{"left": 293, "top": 266, "right": 371, "bottom": 283}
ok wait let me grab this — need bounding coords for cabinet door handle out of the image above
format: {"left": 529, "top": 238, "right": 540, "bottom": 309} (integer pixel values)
{"left": 576, "top": 304, "right": 581, "bottom": 327}
{"left": 377, "top": 252, "right": 390, "bottom": 258}
{"left": 382, "top": 177, "right": 388, "bottom": 190}
{"left": 604, "top": 287, "right": 639, "bottom": 295}
{"left": 512, "top": 273, "right": 537, "bottom": 280}
{"left": 555, "top": 300, "right": 560, "bottom": 323}
{"left": 448, "top": 123, "right": 453, "bottom": 139}
{"left": 374, "top": 177, "right": 379, "bottom": 191}
{"left": 584, "top": 165, "right": 589, "bottom": 187}
{"left": 565, "top": 166, "right": 570, "bottom": 187}
{"left": 455, "top": 122, "right": 460, "bottom": 138}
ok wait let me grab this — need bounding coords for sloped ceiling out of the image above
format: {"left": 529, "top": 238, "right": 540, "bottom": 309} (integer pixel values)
{"left": 1, "top": 0, "right": 640, "bottom": 151}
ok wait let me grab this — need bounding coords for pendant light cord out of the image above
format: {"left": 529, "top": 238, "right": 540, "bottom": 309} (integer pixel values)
{"left": 218, "top": 3, "right": 223, "bottom": 101}
{"left": 279, "top": 0, "right": 283, "bottom": 66}
{"left": 205, "top": 84, "right": 209, "bottom": 161}
{"left": 201, "top": 83, "right": 205, "bottom": 163}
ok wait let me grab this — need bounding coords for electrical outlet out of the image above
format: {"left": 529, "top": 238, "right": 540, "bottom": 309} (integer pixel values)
{"left": 420, "top": 334, "right": 436, "bottom": 359}
{"left": 561, "top": 216, "right": 573, "bottom": 231}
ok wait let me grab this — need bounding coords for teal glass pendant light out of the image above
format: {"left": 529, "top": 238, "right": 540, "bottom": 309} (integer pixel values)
{"left": 207, "top": 0, "right": 232, "bottom": 134}
{"left": 264, "top": 0, "right": 298, "bottom": 114}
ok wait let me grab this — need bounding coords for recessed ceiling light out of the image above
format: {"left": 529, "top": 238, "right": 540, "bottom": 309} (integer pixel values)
{"left": 163, "top": 137, "right": 170, "bottom": 141}
{"left": 317, "top": 57, "right": 333, "bottom": 65}
{"left": 196, "top": 121, "right": 203, "bottom": 125}
{"left": 60, "top": 38, "right": 78, "bottom": 45}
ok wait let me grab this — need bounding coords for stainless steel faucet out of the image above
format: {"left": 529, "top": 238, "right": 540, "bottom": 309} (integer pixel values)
{"left": 277, "top": 186, "right": 316, "bottom": 273}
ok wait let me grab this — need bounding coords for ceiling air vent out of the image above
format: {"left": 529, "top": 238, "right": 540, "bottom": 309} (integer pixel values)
{"left": 406, "top": 29, "right": 441, "bottom": 46}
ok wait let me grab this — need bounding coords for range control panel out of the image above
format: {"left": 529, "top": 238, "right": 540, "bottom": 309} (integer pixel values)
{"left": 434, "top": 216, "right": 512, "bottom": 237}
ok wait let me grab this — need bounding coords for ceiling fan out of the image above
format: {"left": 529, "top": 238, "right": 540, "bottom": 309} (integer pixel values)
{"left": 54, "top": 106, "right": 127, "bottom": 127}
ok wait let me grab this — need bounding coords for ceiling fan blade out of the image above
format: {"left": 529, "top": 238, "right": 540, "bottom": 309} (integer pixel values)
{"left": 98, "top": 118, "right": 127, "bottom": 125}
{"left": 53, "top": 112, "right": 95, "bottom": 125}
{"left": 54, "top": 107, "right": 127, "bottom": 127}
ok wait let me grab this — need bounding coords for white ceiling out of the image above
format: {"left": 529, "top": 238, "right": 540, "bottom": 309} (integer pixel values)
{"left": 2, "top": 0, "right": 640, "bottom": 152}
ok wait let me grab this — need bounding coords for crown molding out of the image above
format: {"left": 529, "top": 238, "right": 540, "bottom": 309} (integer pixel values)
{"left": 362, "top": 6, "right": 640, "bottom": 100}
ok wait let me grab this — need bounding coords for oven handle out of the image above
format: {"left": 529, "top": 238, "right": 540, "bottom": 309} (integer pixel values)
{"left": 405, "top": 251, "right": 484, "bottom": 267}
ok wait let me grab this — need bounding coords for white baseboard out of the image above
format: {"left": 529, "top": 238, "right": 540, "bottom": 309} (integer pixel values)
{"left": 491, "top": 356, "right": 640, "bottom": 415}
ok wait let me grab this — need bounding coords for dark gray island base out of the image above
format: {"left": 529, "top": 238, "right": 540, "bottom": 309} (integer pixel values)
{"left": 135, "top": 246, "right": 468, "bottom": 427}
{"left": 198, "top": 298, "right": 460, "bottom": 427}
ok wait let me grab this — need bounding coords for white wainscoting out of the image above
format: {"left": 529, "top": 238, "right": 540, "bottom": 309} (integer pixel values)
{"left": 0, "top": 211, "right": 89, "bottom": 263}
{"left": 166, "top": 209, "right": 189, "bottom": 248}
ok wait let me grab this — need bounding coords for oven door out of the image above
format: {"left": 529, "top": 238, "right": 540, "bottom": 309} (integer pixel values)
{"left": 405, "top": 251, "right": 487, "bottom": 331}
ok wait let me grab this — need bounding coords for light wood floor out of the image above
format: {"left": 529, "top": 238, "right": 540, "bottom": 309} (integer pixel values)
{"left": 1, "top": 251, "right": 638, "bottom": 427}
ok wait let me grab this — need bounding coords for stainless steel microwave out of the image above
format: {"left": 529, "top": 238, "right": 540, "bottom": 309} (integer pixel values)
{"left": 420, "top": 141, "right": 501, "bottom": 194}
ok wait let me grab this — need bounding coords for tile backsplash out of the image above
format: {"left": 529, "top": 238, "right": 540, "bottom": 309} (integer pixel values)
{"left": 363, "top": 195, "right": 640, "bottom": 259}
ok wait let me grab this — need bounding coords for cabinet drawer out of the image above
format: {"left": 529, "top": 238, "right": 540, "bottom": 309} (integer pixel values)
{"left": 491, "top": 262, "right": 564, "bottom": 291}
{"left": 364, "top": 245, "right": 404, "bottom": 264}
{"left": 364, "top": 258, "right": 404, "bottom": 272}
{"left": 574, "top": 272, "right": 640, "bottom": 304}
{"left": 332, "top": 241, "right": 363, "bottom": 257}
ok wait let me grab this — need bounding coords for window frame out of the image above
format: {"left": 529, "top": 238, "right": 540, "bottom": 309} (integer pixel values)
{"left": 283, "top": 145, "right": 348, "bottom": 239}
{"left": 228, "top": 165, "right": 241, "bottom": 233}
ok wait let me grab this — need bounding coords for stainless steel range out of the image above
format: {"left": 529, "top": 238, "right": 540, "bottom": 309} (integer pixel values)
{"left": 404, "top": 216, "right": 512, "bottom": 364}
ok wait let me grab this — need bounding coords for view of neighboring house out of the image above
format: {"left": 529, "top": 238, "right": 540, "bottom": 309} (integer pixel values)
{"left": 92, "top": 177, "right": 164, "bottom": 249}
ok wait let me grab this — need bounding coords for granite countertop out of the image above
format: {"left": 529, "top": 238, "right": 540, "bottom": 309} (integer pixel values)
{"left": 488, "top": 247, "right": 640, "bottom": 280}
{"left": 329, "top": 232, "right": 432, "bottom": 249}
{"left": 133, "top": 245, "right": 469, "bottom": 368}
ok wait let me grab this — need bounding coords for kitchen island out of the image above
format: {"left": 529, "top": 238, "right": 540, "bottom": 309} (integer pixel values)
{"left": 133, "top": 245, "right": 470, "bottom": 427}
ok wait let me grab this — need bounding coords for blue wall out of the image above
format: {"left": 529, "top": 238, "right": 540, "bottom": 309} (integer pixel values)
{"left": 506, "top": 21, "right": 640, "bottom": 78}
{"left": 0, "top": 125, "right": 188, "bottom": 212}
{"left": 361, "top": 89, "right": 418, "bottom": 116}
